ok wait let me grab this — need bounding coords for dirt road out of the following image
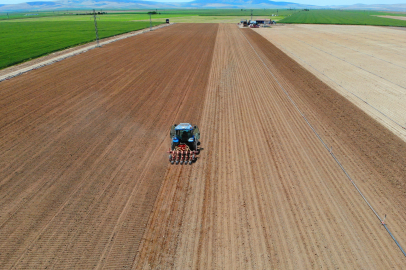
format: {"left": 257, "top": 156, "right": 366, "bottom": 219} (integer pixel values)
{"left": 1, "top": 23, "right": 405, "bottom": 269}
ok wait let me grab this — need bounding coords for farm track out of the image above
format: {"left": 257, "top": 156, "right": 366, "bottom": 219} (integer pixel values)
{"left": 1, "top": 23, "right": 406, "bottom": 269}
{"left": 0, "top": 23, "right": 218, "bottom": 269}
{"left": 136, "top": 24, "right": 406, "bottom": 268}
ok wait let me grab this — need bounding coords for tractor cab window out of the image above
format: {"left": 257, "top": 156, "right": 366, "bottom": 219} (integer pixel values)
{"left": 176, "top": 130, "right": 192, "bottom": 141}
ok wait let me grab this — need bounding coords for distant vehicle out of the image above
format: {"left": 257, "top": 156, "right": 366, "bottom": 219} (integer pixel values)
{"left": 166, "top": 19, "right": 170, "bottom": 23}
{"left": 168, "top": 123, "right": 200, "bottom": 164}
{"left": 240, "top": 20, "right": 248, "bottom": 27}
{"left": 249, "top": 21, "right": 260, "bottom": 28}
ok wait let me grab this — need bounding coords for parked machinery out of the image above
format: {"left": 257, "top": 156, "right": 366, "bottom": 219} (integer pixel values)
{"left": 249, "top": 21, "right": 260, "bottom": 28}
{"left": 240, "top": 20, "right": 248, "bottom": 27}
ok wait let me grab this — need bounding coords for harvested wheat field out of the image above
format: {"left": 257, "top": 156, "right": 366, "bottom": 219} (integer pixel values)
{"left": 377, "top": 15, "right": 406, "bottom": 21}
{"left": 254, "top": 24, "right": 406, "bottom": 142}
{"left": 1, "top": 23, "right": 405, "bottom": 269}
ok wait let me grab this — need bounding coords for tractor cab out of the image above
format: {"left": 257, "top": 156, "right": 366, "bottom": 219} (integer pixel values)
{"left": 168, "top": 123, "right": 200, "bottom": 164}
{"left": 170, "top": 123, "right": 200, "bottom": 151}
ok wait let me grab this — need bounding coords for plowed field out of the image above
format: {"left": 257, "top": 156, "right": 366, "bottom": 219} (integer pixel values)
{"left": 254, "top": 24, "right": 406, "bottom": 142}
{"left": 0, "top": 24, "right": 218, "bottom": 269}
{"left": 1, "top": 24, "right": 405, "bottom": 269}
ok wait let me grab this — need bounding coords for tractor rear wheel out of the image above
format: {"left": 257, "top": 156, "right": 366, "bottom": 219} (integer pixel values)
{"left": 193, "top": 140, "right": 198, "bottom": 151}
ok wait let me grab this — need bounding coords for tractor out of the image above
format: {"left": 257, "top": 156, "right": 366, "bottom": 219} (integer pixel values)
{"left": 168, "top": 123, "right": 200, "bottom": 165}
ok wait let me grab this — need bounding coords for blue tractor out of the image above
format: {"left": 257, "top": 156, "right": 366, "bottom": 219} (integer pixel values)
{"left": 168, "top": 123, "right": 200, "bottom": 164}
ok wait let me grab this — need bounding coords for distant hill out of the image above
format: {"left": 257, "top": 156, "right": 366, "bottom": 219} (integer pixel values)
{"left": 26, "top": 1, "right": 56, "bottom": 5}
{"left": 182, "top": 0, "right": 310, "bottom": 8}
{"left": 0, "top": 0, "right": 181, "bottom": 11}
{"left": 0, "top": 0, "right": 313, "bottom": 11}
{"left": 1, "top": 0, "right": 406, "bottom": 12}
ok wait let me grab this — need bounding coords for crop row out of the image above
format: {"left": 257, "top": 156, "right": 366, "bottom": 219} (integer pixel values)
{"left": 280, "top": 10, "right": 406, "bottom": 26}
{"left": 0, "top": 21, "right": 163, "bottom": 69}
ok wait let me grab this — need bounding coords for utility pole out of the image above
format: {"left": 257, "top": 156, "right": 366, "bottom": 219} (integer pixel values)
{"left": 93, "top": 9, "right": 100, "bottom": 47}
{"left": 251, "top": 9, "right": 253, "bottom": 21}
{"left": 149, "top": 13, "right": 152, "bottom": 31}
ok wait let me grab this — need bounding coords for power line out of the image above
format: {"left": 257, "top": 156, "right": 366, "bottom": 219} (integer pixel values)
{"left": 93, "top": 9, "right": 100, "bottom": 47}
{"left": 149, "top": 13, "right": 153, "bottom": 31}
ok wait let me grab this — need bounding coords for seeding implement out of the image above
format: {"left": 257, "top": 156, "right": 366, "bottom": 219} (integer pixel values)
{"left": 168, "top": 123, "right": 200, "bottom": 165}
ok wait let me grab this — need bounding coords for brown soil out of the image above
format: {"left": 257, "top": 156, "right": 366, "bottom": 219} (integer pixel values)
{"left": 1, "top": 23, "right": 405, "bottom": 269}
{"left": 243, "top": 28, "right": 406, "bottom": 195}
{"left": 0, "top": 23, "right": 218, "bottom": 269}
{"left": 254, "top": 25, "right": 406, "bottom": 141}
{"left": 136, "top": 25, "right": 406, "bottom": 268}
{"left": 0, "top": 23, "right": 171, "bottom": 79}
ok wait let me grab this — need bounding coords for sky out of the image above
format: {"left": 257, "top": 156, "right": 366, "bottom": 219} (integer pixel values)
{"left": 292, "top": 0, "right": 403, "bottom": 5}
{"left": 0, "top": 0, "right": 403, "bottom": 5}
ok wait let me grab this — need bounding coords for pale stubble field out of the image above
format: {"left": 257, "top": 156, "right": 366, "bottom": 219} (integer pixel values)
{"left": 255, "top": 24, "right": 406, "bottom": 142}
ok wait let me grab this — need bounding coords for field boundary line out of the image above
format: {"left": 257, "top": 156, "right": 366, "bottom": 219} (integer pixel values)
{"left": 240, "top": 28, "right": 406, "bottom": 258}
{"left": 0, "top": 23, "right": 174, "bottom": 83}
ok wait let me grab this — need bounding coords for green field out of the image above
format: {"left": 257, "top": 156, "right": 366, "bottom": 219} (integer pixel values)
{"left": 5, "top": 8, "right": 405, "bottom": 70}
{"left": 158, "top": 9, "right": 292, "bottom": 16}
{"left": 0, "top": 9, "right": 290, "bottom": 69}
{"left": 0, "top": 11, "right": 74, "bottom": 20}
{"left": 1, "top": 12, "right": 193, "bottom": 22}
{"left": 0, "top": 9, "right": 289, "bottom": 22}
{"left": 279, "top": 9, "right": 406, "bottom": 26}
{"left": 0, "top": 9, "right": 288, "bottom": 21}
{"left": 0, "top": 18, "right": 163, "bottom": 69}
